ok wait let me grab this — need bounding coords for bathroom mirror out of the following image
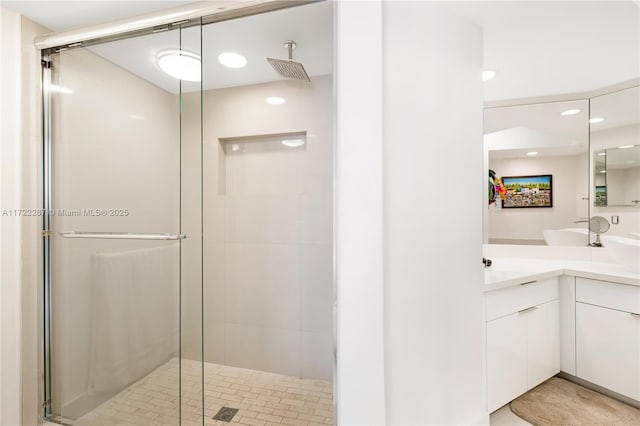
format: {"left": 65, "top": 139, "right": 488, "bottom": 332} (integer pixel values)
{"left": 590, "top": 86, "right": 640, "bottom": 208}
{"left": 484, "top": 99, "right": 590, "bottom": 245}
{"left": 593, "top": 145, "right": 640, "bottom": 207}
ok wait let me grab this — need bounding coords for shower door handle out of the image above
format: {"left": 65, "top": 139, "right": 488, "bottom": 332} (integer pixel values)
{"left": 59, "top": 231, "right": 187, "bottom": 240}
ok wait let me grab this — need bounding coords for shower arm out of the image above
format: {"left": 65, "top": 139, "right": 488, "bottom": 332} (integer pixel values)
{"left": 286, "top": 40, "right": 296, "bottom": 61}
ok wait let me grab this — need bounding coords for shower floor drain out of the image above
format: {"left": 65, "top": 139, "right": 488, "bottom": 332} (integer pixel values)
{"left": 213, "top": 406, "right": 239, "bottom": 422}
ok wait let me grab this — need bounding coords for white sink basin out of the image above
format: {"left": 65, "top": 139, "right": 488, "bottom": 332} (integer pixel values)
{"left": 543, "top": 228, "right": 589, "bottom": 246}
{"left": 602, "top": 236, "right": 640, "bottom": 274}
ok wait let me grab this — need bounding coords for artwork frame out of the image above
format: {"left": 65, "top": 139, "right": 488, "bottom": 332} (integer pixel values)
{"left": 501, "top": 174, "right": 553, "bottom": 208}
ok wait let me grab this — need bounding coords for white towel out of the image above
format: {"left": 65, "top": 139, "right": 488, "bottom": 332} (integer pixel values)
{"left": 87, "top": 244, "right": 179, "bottom": 395}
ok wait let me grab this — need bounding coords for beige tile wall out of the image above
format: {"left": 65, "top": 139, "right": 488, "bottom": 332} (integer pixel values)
{"left": 182, "top": 75, "right": 333, "bottom": 381}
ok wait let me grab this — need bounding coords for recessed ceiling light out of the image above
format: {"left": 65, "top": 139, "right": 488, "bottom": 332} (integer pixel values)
{"left": 597, "top": 152, "right": 606, "bottom": 156}
{"left": 266, "top": 96, "right": 286, "bottom": 105}
{"left": 157, "top": 50, "right": 201, "bottom": 81}
{"left": 589, "top": 117, "right": 605, "bottom": 124}
{"left": 218, "top": 52, "right": 247, "bottom": 68}
{"left": 282, "top": 139, "right": 305, "bottom": 148}
{"left": 526, "top": 151, "right": 538, "bottom": 156}
{"left": 561, "top": 109, "right": 581, "bottom": 116}
{"left": 619, "top": 145, "right": 634, "bottom": 149}
{"left": 482, "top": 70, "right": 496, "bottom": 81}
{"left": 599, "top": 170, "right": 607, "bottom": 173}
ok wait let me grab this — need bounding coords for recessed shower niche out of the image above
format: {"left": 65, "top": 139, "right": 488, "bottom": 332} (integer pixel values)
{"left": 219, "top": 132, "right": 308, "bottom": 197}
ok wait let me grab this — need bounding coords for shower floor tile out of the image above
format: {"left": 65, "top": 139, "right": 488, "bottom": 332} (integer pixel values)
{"left": 68, "top": 358, "right": 334, "bottom": 426}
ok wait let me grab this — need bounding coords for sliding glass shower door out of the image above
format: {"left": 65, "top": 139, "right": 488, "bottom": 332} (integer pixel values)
{"left": 44, "top": 22, "right": 203, "bottom": 425}
{"left": 43, "top": 4, "right": 336, "bottom": 424}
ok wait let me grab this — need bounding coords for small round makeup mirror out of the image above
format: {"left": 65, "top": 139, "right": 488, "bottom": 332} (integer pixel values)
{"left": 589, "top": 216, "right": 610, "bottom": 247}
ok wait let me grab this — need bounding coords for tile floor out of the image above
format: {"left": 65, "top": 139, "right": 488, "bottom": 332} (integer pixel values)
{"left": 47, "top": 363, "right": 531, "bottom": 426}
{"left": 53, "top": 358, "right": 334, "bottom": 426}
{"left": 489, "top": 404, "right": 532, "bottom": 426}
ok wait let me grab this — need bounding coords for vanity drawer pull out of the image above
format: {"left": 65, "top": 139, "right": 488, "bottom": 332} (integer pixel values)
{"left": 520, "top": 280, "right": 537, "bottom": 286}
{"left": 518, "top": 306, "right": 538, "bottom": 314}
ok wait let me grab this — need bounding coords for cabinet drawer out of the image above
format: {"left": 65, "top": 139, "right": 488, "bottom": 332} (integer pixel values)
{"left": 486, "top": 278, "right": 558, "bottom": 321}
{"left": 576, "top": 278, "right": 640, "bottom": 314}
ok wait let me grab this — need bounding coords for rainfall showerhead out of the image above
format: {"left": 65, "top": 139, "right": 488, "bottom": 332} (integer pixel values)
{"left": 267, "top": 40, "right": 310, "bottom": 82}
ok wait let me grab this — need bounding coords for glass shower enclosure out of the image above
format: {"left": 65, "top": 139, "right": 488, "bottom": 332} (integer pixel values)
{"left": 41, "top": 3, "right": 335, "bottom": 425}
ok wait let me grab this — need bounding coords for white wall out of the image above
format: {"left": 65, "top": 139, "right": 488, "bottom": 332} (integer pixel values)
{"left": 591, "top": 124, "right": 640, "bottom": 237}
{"left": 382, "top": 2, "right": 486, "bottom": 424}
{"left": 335, "top": 3, "right": 487, "bottom": 424}
{"left": 20, "top": 15, "right": 50, "bottom": 426}
{"left": 0, "top": 6, "right": 24, "bottom": 426}
{"left": 335, "top": 1, "right": 386, "bottom": 424}
{"left": 488, "top": 154, "right": 589, "bottom": 243}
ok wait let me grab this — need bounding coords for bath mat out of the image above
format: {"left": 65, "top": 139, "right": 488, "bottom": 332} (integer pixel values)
{"left": 510, "top": 377, "right": 640, "bottom": 425}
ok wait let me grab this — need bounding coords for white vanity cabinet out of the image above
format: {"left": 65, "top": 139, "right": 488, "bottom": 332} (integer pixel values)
{"left": 575, "top": 277, "right": 640, "bottom": 401}
{"left": 486, "top": 278, "right": 560, "bottom": 412}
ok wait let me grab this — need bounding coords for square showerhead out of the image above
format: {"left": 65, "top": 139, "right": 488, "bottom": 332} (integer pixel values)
{"left": 267, "top": 57, "right": 310, "bottom": 82}
{"left": 267, "top": 40, "right": 311, "bottom": 83}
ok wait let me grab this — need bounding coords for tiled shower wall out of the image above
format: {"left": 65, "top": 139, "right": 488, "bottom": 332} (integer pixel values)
{"left": 182, "top": 75, "right": 333, "bottom": 380}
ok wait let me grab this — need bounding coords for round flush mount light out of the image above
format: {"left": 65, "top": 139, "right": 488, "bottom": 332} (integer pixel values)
{"left": 526, "top": 151, "right": 538, "bottom": 156}
{"left": 589, "top": 117, "right": 605, "bottom": 124}
{"left": 266, "top": 96, "right": 286, "bottom": 105}
{"left": 218, "top": 52, "right": 247, "bottom": 68}
{"left": 157, "top": 50, "right": 201, "bottom": 81}
{"left": 482, "top": 70, "right": 496, "bottom": 82}
{"left": 282, "top": 139, "right": 305, "bottom": 148}
{"left": 561, "top": 109, "right": 581, "bottom": 116}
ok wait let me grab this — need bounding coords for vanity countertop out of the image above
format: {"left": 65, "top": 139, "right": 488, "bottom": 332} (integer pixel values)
{"left": 484, "top": 257, "right": 640, "bottom": 292}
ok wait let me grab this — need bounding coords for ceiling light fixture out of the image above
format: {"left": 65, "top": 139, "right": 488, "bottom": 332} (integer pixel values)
{"left": 560, "top": 109, "right": 581, "bottom": 116}
{"left": 282, "top": 139, "right": 305, "bottom": 148}
{"left": 619, "top": 145, "right": 634, "bottom": 149}
{"left": 597, "top": 152, "right": 606, "bottom": 156}
{"left": 218, "top": 52, "right": 247, "bottom": 68}
{"left": 157, "top": 50, "right": 201, "bottom": 81}
{"left": 589, "top": 117, "right": 605, "bottom": 124}
{"left": 482, "top": 70, "right": 496, "bottom": 81}
{"left": 266, "top": 96, "right": 286, "bottom": 105}
{"left": 599, "top": 170, "right": 607, "bottom": 173}
{"left": 526, "top": 151, "right": 538, "bottom": 156}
